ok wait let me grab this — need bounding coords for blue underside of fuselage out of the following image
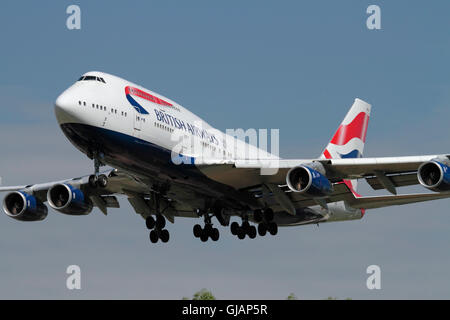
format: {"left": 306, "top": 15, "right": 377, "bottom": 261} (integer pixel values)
{"left": 59, "top": 123, "right": 224, "bottom": 193}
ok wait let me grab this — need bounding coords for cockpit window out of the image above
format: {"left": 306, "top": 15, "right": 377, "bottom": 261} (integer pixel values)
{"left": 77, "top": 75, "right": 106, "bottom": 83}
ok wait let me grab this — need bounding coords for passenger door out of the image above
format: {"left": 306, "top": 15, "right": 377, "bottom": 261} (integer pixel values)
{"left": 133, "top": 112, "right": 142, "bottom": 138}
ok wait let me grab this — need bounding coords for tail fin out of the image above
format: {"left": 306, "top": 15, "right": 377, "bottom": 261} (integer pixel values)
{"left": 320, "top": 98, "right": 371, "bottom": 193}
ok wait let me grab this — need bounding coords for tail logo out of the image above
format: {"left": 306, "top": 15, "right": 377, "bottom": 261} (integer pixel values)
{"left": 330, "top": 112, "right": 369, "bottom": 146}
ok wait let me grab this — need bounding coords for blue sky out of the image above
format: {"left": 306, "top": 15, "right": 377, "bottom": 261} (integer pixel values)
{"left": 0, "top": 0, "right": 450, "bottom": 299}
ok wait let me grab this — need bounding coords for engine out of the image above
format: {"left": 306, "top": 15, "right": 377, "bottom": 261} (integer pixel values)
{"left": 47, "top": 184, "right": 93, "bottom": 215}
{"left": 417, "top": 160, "right": 450, "bottom": 192}
{"left": 286, "top": 165, "right": 333, "bottom": 197}
{"left": 2, "top": 191, "right": 48, "bottom": 221}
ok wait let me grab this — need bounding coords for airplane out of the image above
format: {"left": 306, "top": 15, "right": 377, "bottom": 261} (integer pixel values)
{"left": 2, "top": 71, "right": 450, "bottom": 244}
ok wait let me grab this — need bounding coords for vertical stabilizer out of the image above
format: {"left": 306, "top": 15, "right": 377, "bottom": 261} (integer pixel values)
{"left": 320, "top": 98, "right": 371, "bottom": 194}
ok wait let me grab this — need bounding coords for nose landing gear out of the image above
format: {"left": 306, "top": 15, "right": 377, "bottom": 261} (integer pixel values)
{"left": 88, "top": 152, "right": 108, "bottom": 188}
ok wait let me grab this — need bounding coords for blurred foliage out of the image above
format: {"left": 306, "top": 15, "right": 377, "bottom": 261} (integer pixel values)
{"left": 183, "top": 290, "right": 351, "bottom": 300}
{"left": 183, "top": 289, "right": 216, "bottom": 300}
{"left": 286, "top": 293, "right": 298, "bottom": 300}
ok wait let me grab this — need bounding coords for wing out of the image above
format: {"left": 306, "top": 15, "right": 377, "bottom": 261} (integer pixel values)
{"left": 197, "top": 154, "right": 449, "bottom": 192}
{"left": 347, "top": 192, "right": 450, "bottom": 209}
{"left": 0, "top": 169, "right": 196, "bottom": 220}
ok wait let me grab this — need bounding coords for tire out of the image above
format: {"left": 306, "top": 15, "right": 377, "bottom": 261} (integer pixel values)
{"left": 264, "top": 208, "right": 274, "bottom": 222}
{"left": 242, "top": 221, "right": 250, "bottom": 233}
{"left": 88, "top": 175, "right": 98, "bottom": 188}
{"left": 268, "top": 222, "right": 278, "bottom": 236}
{"left": 145, "top": 216, "right": 155, "bottom": 229}
{"left": 248, "top": 226, "right": 257, "bottom": 239}
{"left": 98, "top": 174, "right": 108, "bottom": 188}
{"left": 160, "top": 229, "right": 170, "bottom": 243}
{"left": 254, "top": 209, "right": 263, "bottom": 223}
{"left": 237, "top": 228, "right": 245, "bottom": 240}
{"left": 156, "top": 215, "right": 166, "bottom": 229}
{"left": 149, "top": 230, "right": 158, "bottom": 243}
{"left": 258, "top": 223, "right": 267, "bottom": 236}
{"left": 230, "top": 222, "right": 239, "bottom": 235}
{"left": 200, "top": 231, "right": 209, "bottom": 242}
{"left": 204, "top": 223, "right": 213, "bottom": 235}
{"left": 211, "top": 228, "right": 219, "bottom": 241}
{"left": 193, "top": 224, "right": 202, "bottom": 238}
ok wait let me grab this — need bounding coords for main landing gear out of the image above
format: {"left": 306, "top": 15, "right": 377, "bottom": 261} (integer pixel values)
{"left": 145, "top": 187, "right": 171, "bottom": 244}
{"left": 230, "top": 218, "right": 257, "bottom": 240}
{"left": 146, "top": 214, "right": 170, "bottom": 243}
{"left": 253, "top": 208, "right": 278, "bottom": 236}
{"left": 193, "top": 212, "right": 220, "bottom": 242}
{"left": 230, "top": 208, "right": 278, "bottom": 239}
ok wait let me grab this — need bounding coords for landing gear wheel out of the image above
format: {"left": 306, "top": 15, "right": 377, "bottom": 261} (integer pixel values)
{"left": 242, "top": 221, "right": 250, "bottom": 232}
{"left": 200, "top": 231, "right": 209, "bottom": 242}
{"left": 193, "top": 224, "right": 202, "bottom": 238}
{"left": 97, "top": 174, "right": 108, "bottom": 188}
{"left": 264, "top": 208, "right": 274, "bottom": 222}
{"left": 149, "top": 230, "right": 158, "bottom": 243}
{"left": 230, "top": 222, "right": 240, "bottom": 235}
{"left": 204, "top": 223, "right": 213, "bottom": 235}
{"left": 88, "top": 175, "right": 98, "bottom": 188}
{"left": 237, "top": 228, "right": 246, "bottom": 240}
{"left": 160, "top": 229, "right": 170, "bottom": 243}
{"left": 258, "top": 223, "right": 267, "bottom": 236}
{"left": 156, "top": 215, "right": 166, "bottom": 229}
{"left": 211, "top": 228, "right": 219, "bottom": 241}
{"left": 253, "top": 209, "right": 263, "bottom": 223}
{"left": 248, "top": 226, "right": 257, "bottom": 239}
{"left": 268, "top": 222, "right": 278, "bottom": 235}
{"left": 146, "top": 216, "right": 156, "bottom": 230}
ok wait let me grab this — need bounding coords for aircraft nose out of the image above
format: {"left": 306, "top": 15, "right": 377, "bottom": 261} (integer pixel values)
{"left": 54, "top": 90, "right": 78, "bottom": 124}
{"left": 55, "top": 91, "right": 71, "bottom": 111}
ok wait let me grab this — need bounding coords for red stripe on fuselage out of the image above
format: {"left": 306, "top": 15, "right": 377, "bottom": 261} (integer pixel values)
{"left": 330, "top": 112, "right": 369, "bottom": 146}
{"left": 125, "top": 86, "right": 173, "bottom": 107}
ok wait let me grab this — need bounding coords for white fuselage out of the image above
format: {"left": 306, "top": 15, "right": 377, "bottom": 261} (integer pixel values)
{"left": 54, "top": 71, "right": 362, "bottom": 225}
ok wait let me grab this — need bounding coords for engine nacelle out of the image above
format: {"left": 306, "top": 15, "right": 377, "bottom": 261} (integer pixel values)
{"left": 286, "top": 165, "right": 333, "bottom": 197}
{"left": 417, "top": 160, "right": 450, "bottom": 192}
{"left": 47, "top": 184, "right": 93, "bottom": 215}
{"left": 2, "top": 191, "right": 48, "bottom": 221}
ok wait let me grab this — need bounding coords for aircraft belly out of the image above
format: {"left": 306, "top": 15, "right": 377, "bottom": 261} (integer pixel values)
{"left": 59, "top": 123, "right": 254, "bottom": 210}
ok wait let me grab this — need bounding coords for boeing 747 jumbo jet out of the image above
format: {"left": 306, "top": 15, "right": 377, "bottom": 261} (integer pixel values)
{"left": 2, "top": 71, "right": 450, "bottom": 244}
